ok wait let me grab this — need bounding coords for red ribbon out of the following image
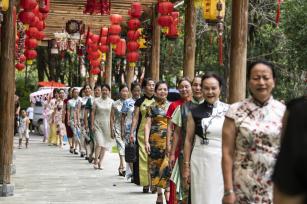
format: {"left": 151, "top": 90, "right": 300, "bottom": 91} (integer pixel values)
{"left": 275, "top": 0, "right": 281, "bottom": 27}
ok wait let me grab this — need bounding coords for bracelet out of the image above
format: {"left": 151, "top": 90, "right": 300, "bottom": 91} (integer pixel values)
{"left": 184, "top": 161, "right": 190, "bottom": 166}
{"left": 224, "top": 189, "right": 234, "bottom": 196}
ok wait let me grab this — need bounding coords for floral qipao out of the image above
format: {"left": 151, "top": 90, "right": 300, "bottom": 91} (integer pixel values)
{"left": 226, "top": 97, "right": 285, "bottom": 203}
{"left": 54, "top": 100, "right": 66, "bottom": 137}
{"left": 146, "top": 100, "right": 171, "bottom": 189}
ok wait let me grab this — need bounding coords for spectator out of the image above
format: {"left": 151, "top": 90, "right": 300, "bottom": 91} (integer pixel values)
{"left": 26, "top": 104, "right": 34, "bottom": 133}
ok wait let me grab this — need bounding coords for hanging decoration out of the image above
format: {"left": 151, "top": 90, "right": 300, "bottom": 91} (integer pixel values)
{"left": 109, "top": 14, "right": 123, "bottom": 47}
{"left": 0, "top": 0, "right": 9, "bottom": 11}
{"left": 126, "top": 2, "right": 143, "bottom": 68}
{"left": 84, "top": 0, "right": 110, "bottom": 15}
{"left": 275, "top": 0, "right": 281, "bottom": 27}
{"left": 166, "top": 11, "right": 179, "bottom": 39}
{"left": 157, "top": 1, "right": 174, "bottom": 33}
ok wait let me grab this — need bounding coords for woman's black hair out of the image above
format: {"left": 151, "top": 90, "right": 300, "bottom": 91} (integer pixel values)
{"left": 141, "top": 78, "right": 155, "bottom": 88}
{"left": 101, "top": 83, "right": 111, "bottom": 91}
{"left": 191, "top": 76, "right": 202, "bottom": 84}
{"left": 131, "top": 81, "right": 141, "bottom": 91}
{"left": 177, "top": 77, "right": 191, "bottom": 88}
{"left": 201, "top": 72, "right": 223, "bottom": 87}
{"left": 79, "top": 88, "right": 84, "bottom": 97}
{"left": 83, "top": 84, "right": 92, "bottom": 90}
{"left": 247, "top": 60, "right": 276, "bottom": 80}
{"left": 94, "top": 84, "right": 102, "bottom": 90}
{"left": 155, "top": 81, "right": 168, "bottom": 92}
{"left": 52, "top": 88, "right": 60, "bottom": 98}
{"left": 119, "top": 84, "right": 128, "bottom": 92}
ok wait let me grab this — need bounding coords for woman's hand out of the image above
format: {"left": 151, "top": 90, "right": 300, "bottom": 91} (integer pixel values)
{"left": 222, "top": 193, "right": 236, "bottom": 204}
{"left": 169, "top": 153, "right": 176, "bottom": 168}
{"left": 145, "top": 142, "right": 151, "bottom": 154}
{"left": 182, "top": 165, "right": 190, "bottom": 190}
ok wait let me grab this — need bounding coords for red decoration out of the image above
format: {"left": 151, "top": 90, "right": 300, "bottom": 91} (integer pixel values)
{"left": 108, "top": 34, "right": 120, "bottom": 44}
{"left": 90, "top": 67, "right": 101, "bottom": 75}
{"left": 91, "top": 34, "right": 100, "bottom": 43}
{"left": 84, "top": 0, "right": 110, "bottom": 15}
{"left": 26, "top": 27, "right": 38, "bottom": 38}
{"left": 158, "top": 15, "right": 173, "bottom": 27}
{"left": 90, "top": 59, "right": 101, "bottom": 67}
{"left": 129, "top": 2, "right": 142, "bottom": 18}
{"left": 36, "top": 31, "right": 45, "bottom": 40}
{"left": 127, "top": 41, "right": 139, "bottom": 52}
{"left": 36, "top": 20, "right": 45, "bottom": 31}
{"left": 15, "top": 63, "right": 25, "bottom": 71}
{"left": 19, "top": 11, "right": 35, "bottom": 25}
{"left": 99, "top": 36, "right": 108, "bottom": 45}
{"left": 19, "top": 55, "right": 26, "bottom": 63}
{"left": 110, "top": 14, "right": 123, "bottom": 24}
{"left": 275, "top": 0, "right": 281, "bottom": 26}
{"left": 25, "top": 38, "right": 38, "bottom": 49}
{"left": 127, "top": 30, "right": 141, "bottom": 41}
{"left": 101, "top": 27, "right": 108, "bottom": 36}
{"left": 126, "top": 51, "right": 139, "bottom": 62}
{"left": 39, "top": 0, "right": 50, "bottom": 13}
{"left": 20, "top": 0, "right": 37, "bottom": 11}
{"left": 115, "top": 39, "right": 126, "bottom": 56}
{"left": 128, "top": 18, "right": 141, "bottom": 30}
{"left": 158, "top": 1, "right": 173, "bottom": 15}
{"left": 109, "top": 24, "right": 122, "bottom": 35}
{"left": 99, "top": 45, "right": 109, "bottom": 53}
{"left": 25, "top": 49, "right": 37, "bottom": 59}
{"left": 166, "top": 12, "right": 179, "bottom": 39}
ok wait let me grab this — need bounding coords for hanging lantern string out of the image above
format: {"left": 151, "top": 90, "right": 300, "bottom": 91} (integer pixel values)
{"left": 217, "top": 0, "right": 224, "bottom": 66}
{"left": 275, "top": 0, "right": 281, "bottom": 27}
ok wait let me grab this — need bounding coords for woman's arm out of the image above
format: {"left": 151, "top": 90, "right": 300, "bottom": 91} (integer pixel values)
{"left": 222, "top": 117, "right": 237, "bottom": 204}
{"left": 121, "top": 113, "right": 127, "bottom": 140}
{"left": 91, "top": 105, "right": 96, "bottom": 132}
{"left": 62, "top": 103, "right": 66, "bottom": 123}
{"left": 144, "top": 116, "right": 152, "bottom": 154}
{"left": 182, "top": 113, "right": 195, "bottom": 188}
{"left": 166, "top": 119, "right": 174, "bottom": 155}
{"left": 110, "top": 106, "right": 115, "bottom": 139}
{"left": 169, "top": 125, "right": 181, "bottom": 167}
{"left": 129, "top": 107, "right": 140, "bottom": 142}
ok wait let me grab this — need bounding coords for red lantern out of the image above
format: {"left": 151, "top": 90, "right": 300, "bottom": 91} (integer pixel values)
{"left": 20, "top": 0, "right": 37, "bottom": 11}
{"left": 127, "top": 30, "right": 141, "bottom": 41}
{"left": 90, "top": 67, "right": 101, "bottom": 75}
{"left": 126, "top": 51, "right": 139, "bottom": 62}
{"left": 108, "top": 34, "right": 120, "bottom": 44}
{"left": 101, "top": 27, "right": 108, "bottom": 36}
{"left": 99, "top": 36, "right": 108, "bottom": 45}
{"left": 109, "top": 24, "right": 121, "bottom": 35}
{"left": 166, "top": 12, "right": 179, "bottom": 39}
{"left": 26, "top": 27, "right": 39, "bottom": 38}
{"left": 25, "top": 49, "right": 37, "bottom": 59}
{"left": 115, "top": 39, "right": 126, "bottom": 56}
{"left": 36, "top": 31, "right": 45, "bottom": 40}
{"left": 39, "top": 0, "right": 50, "bottom": 13}
{"left": 19, "top": 55, "right": 26, "bottom": 63}
{"left": 158, "top": 15, "right": 173, "bottom": 27}
{"left": 127, "top": 41, "right": 139, "bottom": 52}
{"left": 88, "top": 51, "right": 100, "bottom": 60}
{"left": 36, "top": 20, "right": 45, "bottom": 31}
{"left": 19, "top": 11, "right": 35, "bottom": 25}
{"left": 29, "top": 16, "right": 39, "bottom": 27}
{"left": 25, "top": 38, "right": 38, "bottom": 49}
{"left": 41, "top": 13, "right": 48, "bottom": 20}
{"left": 130, "top": 2, "right": 142, "bottom": 18}
{"left": 90, "top": 59, "right": 101, "bottom": 67}
{"left": 99, "top": 45, "right": 109, "bottom": 53}
{"left": 158, "top": 1, "right": 174, "bottom": 15}
{"left": 91, "top": 34, "right": 100, "bottom": 43}
{"left": 15, "top": 63, "right": 25, "bottom": 71}
{"left": 110, "top": 14, "right": 123, "bottom": 24}
{"left": 128, "top": 18, "right": 141, "bottom": 30}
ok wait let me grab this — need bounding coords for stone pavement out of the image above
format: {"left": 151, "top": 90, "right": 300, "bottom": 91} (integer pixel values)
{"left": 0, "top": 135, "right": 156, "bottom": 204}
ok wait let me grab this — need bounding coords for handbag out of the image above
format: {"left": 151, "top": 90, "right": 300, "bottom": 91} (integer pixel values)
{"left": 125, "top": 143, "right": 137, "bottom": 163}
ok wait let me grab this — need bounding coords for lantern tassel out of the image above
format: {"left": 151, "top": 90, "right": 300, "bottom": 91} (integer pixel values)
{"left": 218, "top": 33, "right": 223, "bottom": 66}
{"left": 275, "top": 0, "right": 281, "bottom": 27}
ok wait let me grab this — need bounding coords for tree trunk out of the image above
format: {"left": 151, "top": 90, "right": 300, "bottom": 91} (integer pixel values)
{"left": 229, "top": 0, "right": 249, "bottom": 103}
{"left": 183, "top": 0, "right": 196, "bottom": 79}
{"left": 0, "top": 0, "right": 16, "bottom": 186}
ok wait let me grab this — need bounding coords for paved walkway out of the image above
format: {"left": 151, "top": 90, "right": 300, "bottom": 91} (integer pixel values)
{"left": 0, "top": 135, "right": 156, "bottom": 204}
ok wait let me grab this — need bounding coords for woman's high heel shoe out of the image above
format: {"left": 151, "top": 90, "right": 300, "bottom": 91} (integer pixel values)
{"left": 118, "top": 167, "right": 125, "bottom": 177}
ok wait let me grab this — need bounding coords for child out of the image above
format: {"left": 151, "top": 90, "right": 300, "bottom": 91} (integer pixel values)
{"left": 18, "top": 109, "right": 31, "bottom": 149}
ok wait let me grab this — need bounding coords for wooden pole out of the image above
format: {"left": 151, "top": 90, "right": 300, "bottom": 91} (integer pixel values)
{"left": 0, "top": 0, "right": 16, "bottom": 197}
{"left": 183, "top": 0, "right": 196, "bottom": 80}
{"left": 126, "top": 66, "right": 134, "bottom": 91}
{"left": 228, "top": 0, "right": 249, "bottom": 103}
{"left": 106, "top": 44, "right": 112, "bottom": 89}
{"left": 150, "top": 6, "right": 160, "bottom": 81}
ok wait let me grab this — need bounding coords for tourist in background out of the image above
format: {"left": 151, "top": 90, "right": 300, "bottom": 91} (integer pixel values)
{"left": 91, "top": 84, "right": 114, "bottom": 170}
{"left": 111, "top": 84, "right": 129, "bottom": 176}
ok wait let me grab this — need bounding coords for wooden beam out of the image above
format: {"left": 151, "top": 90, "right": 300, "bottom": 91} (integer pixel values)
{"left": 150, "top": 6, "right": 160, "bottom": 81}
{"left": 183, "top": 0, "right": 196, "bottom": 80}
{"left": 0, "top": 0, "right": 16, "bottom": 197}
{"left": 228, "top": 0, "right": 249, "bottom": 103}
